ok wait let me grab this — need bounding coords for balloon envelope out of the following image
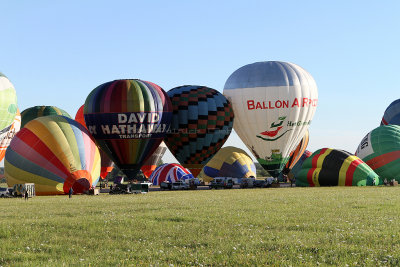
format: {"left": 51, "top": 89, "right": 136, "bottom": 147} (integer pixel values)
{"left": 0, "top": 73, "right": 18, "bottom": 135}
{"left": 21, "top": 106, "right": 71, "bottom": 128}
{"left": 165, "top": 85, "right": 234, "bottom": 176}
{"left": 75, "top": 104, "right": 114, "bottom": 179}
{"left": 288, "top": 150, "right": 312, "bottom": 180}
{"left": 199, "top": 146, "right": 256, "bottom": 183}
{"left": 141, "top": 141, "right": 167, "bottom": 178}
{"left": 381, "top": 99, "right": 400, "bottom": 125}
{"left": 282, "top": 129, "right": 309, "bottom": 175}
{"left": 0, "top": 109, "right": 21, "bottom": 162}
{"left": 223, "top": 61, "right": 318, "bottom": 177}
{"left": 150, "top": 163, "right": 194, "bottom": 185}
{"left": 356, "top": 125, "right": 400, "bottom": 182}
{"left": 5, "top": 115, "right": 101, "bottom": 195}
{"left": 84, "top": 79, "right": 172, "bottom": 179}
{"left": 296, "top": 148, "right": 379, "bottom": 187}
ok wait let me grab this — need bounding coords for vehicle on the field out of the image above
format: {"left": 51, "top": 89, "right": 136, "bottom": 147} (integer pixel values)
{"left": 253, "top": 178, "right": 274, "bottom": 188}
{"left": 209, "top": 177, "right": 233, "bottom": 189}
{"left": 240, "top": 178, "right": 255, "bottom": 188}
{"left": 171, "top": 181, "right": 190, "bottom": 190}
{"left": 0, "top": 187, "right": 10, "bottom": 197}
{"left": 160, "top": 181, "right": 172, "bottom": 190}
{"left": 109, "top": 183, "right": 149, "bottom": 194}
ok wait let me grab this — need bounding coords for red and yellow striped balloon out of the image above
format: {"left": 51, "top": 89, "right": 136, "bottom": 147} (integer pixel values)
{"left": 5, "top": 115, "right": 101, "bottom": 195}
{"left": 75, "top": 104, "right": 114, "bottom": 179}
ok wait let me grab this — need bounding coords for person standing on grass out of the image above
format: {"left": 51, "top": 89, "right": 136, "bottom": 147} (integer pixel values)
{"left": 24, "top": 190, "right": 28, "bottom": 201}
{"left": 69, "top": 187, "right": 73, "bottom": 198}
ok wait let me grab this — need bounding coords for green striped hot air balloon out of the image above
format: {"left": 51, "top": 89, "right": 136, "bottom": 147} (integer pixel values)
{"left": 21, "top": 106, "right": 71, "bottom": 128}
{"left": 356, "top": 125, "right": 400, "bottom": 182}
{"left": 0, "top": 73, "right": 18, "bottom": 134}
{"left": 296, "top": 148, "right": 380, "bottom": 187}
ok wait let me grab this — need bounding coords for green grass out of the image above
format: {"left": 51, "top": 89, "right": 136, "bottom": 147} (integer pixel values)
{"left": 1, "top": 187, "right": 400, "bottom": 266}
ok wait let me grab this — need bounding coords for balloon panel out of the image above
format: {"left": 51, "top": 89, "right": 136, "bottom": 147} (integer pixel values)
{"left": 288, "top": 150, "right": 312, "bottom": 179}
{"left": 75, "top": 104, "right": 115, "bottom": 179}
{"left": 282, "top": 129, "right": 309, "bottom": 174}
{"left": 381, "top": 99, "right": 400, "bottom": 125}
{"left": 21, "top": 106, "right": 71, "bottom": 128}
{"left": 141, "top": 142, "right": 167, "bottom": 178}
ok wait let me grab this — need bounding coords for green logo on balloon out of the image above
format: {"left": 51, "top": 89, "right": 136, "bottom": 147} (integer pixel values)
{"left": 257, "top": 116, "right": 291, "bottom": 141}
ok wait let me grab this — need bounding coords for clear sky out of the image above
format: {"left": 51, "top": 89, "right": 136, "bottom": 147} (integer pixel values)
{"left": 1, "top": 0, "right": 399, "bottom": 164}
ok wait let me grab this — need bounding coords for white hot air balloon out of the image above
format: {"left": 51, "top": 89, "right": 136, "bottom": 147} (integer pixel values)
{"left": 223, "top": 61, "right": 318, "bottom": 177}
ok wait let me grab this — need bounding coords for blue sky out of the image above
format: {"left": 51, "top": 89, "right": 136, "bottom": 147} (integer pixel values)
{"left": 1, "top": 1, "right": 399, "bottom": 163}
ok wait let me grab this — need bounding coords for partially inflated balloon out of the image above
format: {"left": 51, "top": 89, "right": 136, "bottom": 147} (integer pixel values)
{"left": 288, "top": 150, "right": 312, "bottom": 179}
{"left": 5, "top": 115, "right": 101, "bottom": 195}
{"left": 150, "top": 163, "right": 194, "bottom": 185}
{"left": 282, "top": 130, "right": 309, "bottom": 175}
{"left": 141, "top": 142, "right": 167, "bottom": 178}
{"left": 198, "top": 146, "right": 256, "bottom": 183}
{"left": 84, "top": 79, "right": 172, "bottom": 179}
{"left": 223, "top": 61, "right": 318, "bottom": 177}
{"left": 296, "top": 148, "right": 379, "bottom": 187}
{"left": 21, "top": 106, "right": 71, "bottom": 128}
{"left": 165, "top": 85, "right": 234, "bottom": 176}
{"left": 75, "top": 104, "right": 114, "bottom": 179}
{"left": 0, "top": 109, "right": 21, "bottom": 162}
{"left": 0, "top": 73, "right": 18, "bottom": 135}
{"left": 356, "top": 125, "right": 400, "bottom": 182}
{"left": 381, "top": 99, "right": 400, "bottom": 125}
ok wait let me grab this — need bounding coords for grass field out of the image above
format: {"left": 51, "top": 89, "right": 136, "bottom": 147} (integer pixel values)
{"left": 1, "top": 187, "right": 400, "bottom": 266}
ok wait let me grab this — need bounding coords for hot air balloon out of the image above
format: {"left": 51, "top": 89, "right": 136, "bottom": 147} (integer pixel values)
{"left": 84, "top": 79, "right": 172, "bottom": 180}
{"left": 198, "top": 146, "right": 256, "bottom": 183}
{"left": 150, "top": 163, "right": 194, "bottom": 185}
{"left": 164, "top": 85, "right": 234, "bottom": 176}
{"left": 355, "top": 125, "right": 400, "bottom": 182}
{"left": 75, "top": 104, "right": 115, "bottom": 179}
{"left": 0, "top": 109, "right": 21, "bottom": 162}
{"left": 141, "top": 142, "right": 167, "bottom": 178}
{"left": 296, "top": 148, "right": 380, "bottom": 187}
{"left": 381, "top": 99, "right": 400, "bottom": 125}
{"left": 21, "top": 106, "right": 71, "bottom": 128}
{"left": 282, "top": 129, "right": 309, "bottom": 175}
{"left": 5, "top": 115, "right": 101, "bottom": 195}
{"left": 75, "top": 105, "right": 86, "bottom": 126}
{"left": 288, "top": 150, "right": 312, "bottom": 180}
{"left": 223, "top": 61, "right": 318, "bottom": 177}
{"left": 0, "top": 73, "right": 18, "bottom": 138}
